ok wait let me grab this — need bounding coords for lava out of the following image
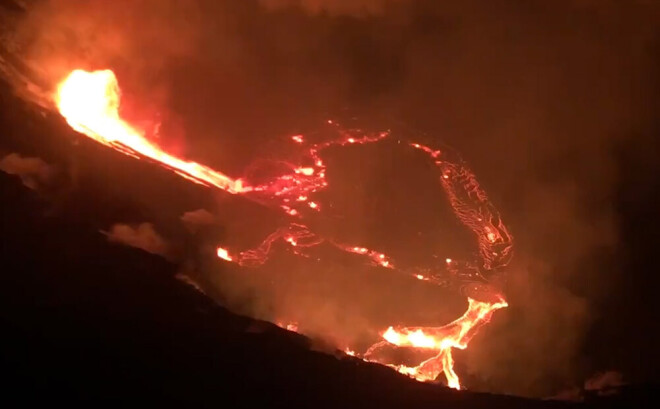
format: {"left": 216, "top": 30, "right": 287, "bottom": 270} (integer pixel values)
{"left": 54, "top": 68, "right": 513, "bottom": 389}
{"left": 55, "top": 69, "right": 247, "bottom": 193}
{"left": 216, "top": 247, "right": 233, "bottom": 262}
{"left": 368, "top": 297, "right": 508, "bottom": 389}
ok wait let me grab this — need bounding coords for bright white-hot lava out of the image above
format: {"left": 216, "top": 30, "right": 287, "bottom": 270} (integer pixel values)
{"left": 54, "top": 68, "right": 512, "bottom": 390}
{"left": 55, "top": 69, "right": 247, "bottom": 193}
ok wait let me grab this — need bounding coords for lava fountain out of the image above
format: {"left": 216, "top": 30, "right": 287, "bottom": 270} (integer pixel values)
{"left": 55, "top": 69, "right": 246, "bottom": 193}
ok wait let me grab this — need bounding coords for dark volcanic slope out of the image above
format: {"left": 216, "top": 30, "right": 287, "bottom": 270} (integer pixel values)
{"left": 0, "top": 174, "right": 567, "bottom": 408}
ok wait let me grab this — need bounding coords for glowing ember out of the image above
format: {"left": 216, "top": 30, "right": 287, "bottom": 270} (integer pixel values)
{"left": 277, "top": 321, "right": 299, "bottom": 332}
{"left": 295, "top": 167, "right": 315, "bottom": 176}
{"left": 216, "top": 247, "right": 233, "bottom": 262}
{"left": 55, "top": 68, "right": 513, "bottom": 390}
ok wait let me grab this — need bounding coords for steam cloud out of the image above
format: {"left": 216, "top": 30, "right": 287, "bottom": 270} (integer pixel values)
{"left": 2, "top": 0, "right": 659, "bottom": 397}
{"left": 181, "top": 209, "right": 217, "bottom": 231}
{"left": 104, "top": 223, "right": 169, "bottom": 257}
{"left": 585, "top": 371, "right": 624, "bottom": 392}
{"left": 0, "top": 153, "right": 52, "bottom": 190}
{"left": 551, "top": 370, "right": 625, "bottom": 401}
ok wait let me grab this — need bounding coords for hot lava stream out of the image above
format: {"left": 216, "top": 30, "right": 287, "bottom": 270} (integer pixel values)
{"left": 54, "top": 68, "right": 512, "bottom": 390}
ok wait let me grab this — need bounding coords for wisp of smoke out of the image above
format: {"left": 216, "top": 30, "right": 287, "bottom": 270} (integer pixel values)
{"left": 0, "top": 152, "right": 52, "bottom": 190}
{"left": 103, "top": 222, "right": 169, "bottom": 257}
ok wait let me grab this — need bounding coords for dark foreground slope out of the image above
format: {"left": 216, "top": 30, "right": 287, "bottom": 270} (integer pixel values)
{"left": 0, "top": 173, "right": 569, "bottom": 408}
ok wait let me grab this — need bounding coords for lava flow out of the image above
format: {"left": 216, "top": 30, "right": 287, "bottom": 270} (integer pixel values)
{"left": 54, "top": 68, "right": 513, "bottom": 390}
{"left": 369, "top": 296, "right": 508, "bottom": 389}
{"left": 55, "top": 69, "right": 247, "bottom": 193}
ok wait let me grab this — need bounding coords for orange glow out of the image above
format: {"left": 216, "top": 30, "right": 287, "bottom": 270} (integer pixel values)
{"left": 55, "top": 69, "right": 247, "bottom": 194}
{"left": 372, "top": 297, "right": 508, "bottom": 389}
{"left": 337, "top": 245, "right": 395, "bottom": 269}
{"left": 216, "top": 247, "right": 233, "bottom": 262}
{"left": 276, "top": 321, "right": 299, "bottom": 332}
{"left": 295, "top": 167, "right": 315, "bottom": 176}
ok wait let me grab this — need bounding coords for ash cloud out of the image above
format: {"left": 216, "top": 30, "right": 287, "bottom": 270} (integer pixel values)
{"left": 104, "top": 223, "right": 169, "bottom": 257}
{"left": 4, "top": 0, "right": 660, "bottom": 397}
{"left": 0, "top": 152, "right": 53, "bottom": 189}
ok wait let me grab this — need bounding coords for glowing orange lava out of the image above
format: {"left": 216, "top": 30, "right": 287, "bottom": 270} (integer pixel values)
{"left": 369, "top": 297, "right": 508, "bottom": 389}
{"left": 216, "top": 247, "right": 233, "bottom": 262}
{"left": 55, "top": 69, "right": 247, "bottom": 193}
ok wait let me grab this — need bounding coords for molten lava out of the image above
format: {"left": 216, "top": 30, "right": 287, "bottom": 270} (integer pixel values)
{"left": 371, "top": 297, "right": 508, "bottom": 389}
{"left": 54, "top": 68, "right": 513, "bottom": 390}
{"left": 55, "top": 70, "right": 246, "bottom": 193}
